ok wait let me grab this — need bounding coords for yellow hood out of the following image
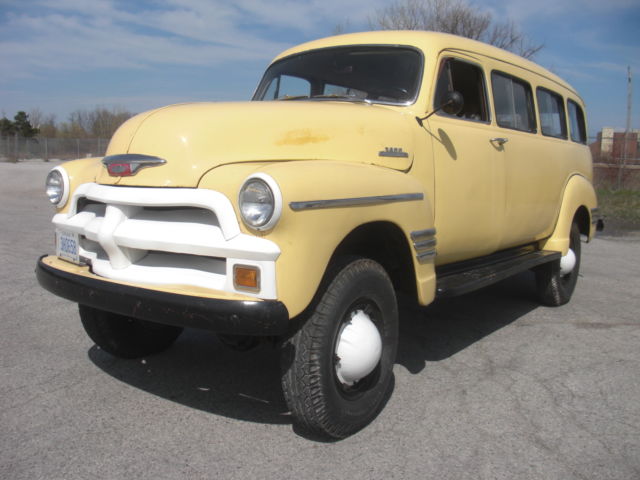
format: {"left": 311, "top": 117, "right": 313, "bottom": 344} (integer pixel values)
{"left": 99, "top": 101, "right": 414, "bottom": 187}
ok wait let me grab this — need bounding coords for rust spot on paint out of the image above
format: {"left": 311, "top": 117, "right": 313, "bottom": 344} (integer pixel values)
{"left": 276, "top": 129, "right": 329, "bottom": 146}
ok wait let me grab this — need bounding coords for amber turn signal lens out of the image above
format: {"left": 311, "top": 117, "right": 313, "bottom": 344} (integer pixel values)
{"left": 233, "top": 265, "right": 260, "bottom": 291}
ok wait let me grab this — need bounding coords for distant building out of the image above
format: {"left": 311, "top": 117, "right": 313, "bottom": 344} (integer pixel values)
{"left": 590, "top": 127, "right": 640, "bottom": 164}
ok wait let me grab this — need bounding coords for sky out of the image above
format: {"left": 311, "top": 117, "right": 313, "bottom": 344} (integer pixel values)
{"left": 1, "top": 0, "right": 639, "bottom": 138}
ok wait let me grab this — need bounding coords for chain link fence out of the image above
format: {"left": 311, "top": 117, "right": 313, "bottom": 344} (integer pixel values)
{"left": 591, "top": 132, "right": 640, "bottom": 189}
{"left": 0, "top": 136, "right": 109, "bottom": 162}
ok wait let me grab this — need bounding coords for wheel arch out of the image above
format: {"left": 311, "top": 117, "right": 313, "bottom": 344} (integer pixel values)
{"left": 574, "top": 205, "right": 591, "bottom": 237}
{"left": 540, "top": 174, "right": 597, "bottom": 254}
{"left": 331, "top": 221, "right": 417, "bottom": 301}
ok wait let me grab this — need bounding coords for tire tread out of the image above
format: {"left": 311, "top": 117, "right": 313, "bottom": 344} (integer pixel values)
{"left": 281, "top": 258, "right": 397, "bottom": 438}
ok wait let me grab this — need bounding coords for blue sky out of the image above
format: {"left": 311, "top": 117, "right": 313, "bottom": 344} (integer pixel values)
{"left": 1, "top": 0, "right": 638, "bottom": 138}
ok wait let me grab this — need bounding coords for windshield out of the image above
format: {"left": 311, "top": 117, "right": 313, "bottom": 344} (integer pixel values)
{"left": 253, "top": 46, "right": 423, "bottom": 105}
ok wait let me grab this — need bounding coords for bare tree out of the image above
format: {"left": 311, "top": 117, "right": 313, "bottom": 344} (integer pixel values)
{"left": 29, "top": 108, "right": 58, "bottom": 137}
{"left": 369, "top": 0, "right": 542, "bottom": 59}
{"left": 91, "top": 107, "right": 133, "bottom": 139}
{"left": 59, "top": 107, "right": 133, "bottom": 139}
{"left": 333, "top": 20, "right": 352, "bottom": 35}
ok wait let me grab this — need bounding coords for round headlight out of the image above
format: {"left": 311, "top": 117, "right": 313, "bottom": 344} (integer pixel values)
{"left": 45, "top": 167, "right": 69, "bottom": 207}
{"left": 238, "top": 174, "right": 282, "bottom": 230}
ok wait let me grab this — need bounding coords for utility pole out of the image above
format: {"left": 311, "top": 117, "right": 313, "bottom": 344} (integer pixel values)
{"left": 628, "top": 66, "right": 633, "bottom": 134}
{"left": 617, "top": 66, "right": 633, "bottom": 189}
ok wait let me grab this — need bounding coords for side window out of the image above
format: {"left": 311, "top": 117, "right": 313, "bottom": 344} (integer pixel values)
{"left": 567, "top": 100, "right": 587, "bottom": 144}
{"left": 263, "top": 78, "right": 279, "bottom": 99}
{"left": 263, "top": 75, "right": 311, "bottom": 99}
{"left": 434, "top": 58, "right": 489, "bottom": 122}
{"left": 491, "top": 71, "right": 536, "bottom": 133}
{"left": 537, "top": 88, "right": 567, "bottom": 139}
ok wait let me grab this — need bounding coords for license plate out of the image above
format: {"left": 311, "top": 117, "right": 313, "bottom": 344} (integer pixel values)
{"left": 56, "top": 230, "right": 80, "bottom": 264}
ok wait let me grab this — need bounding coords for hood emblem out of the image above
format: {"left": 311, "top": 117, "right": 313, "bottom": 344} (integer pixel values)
{"left": 378, "top": 147, "right": 409, "bottom": 158}
{"left": 102, "top": 154, "right": 166, "bottom": 177}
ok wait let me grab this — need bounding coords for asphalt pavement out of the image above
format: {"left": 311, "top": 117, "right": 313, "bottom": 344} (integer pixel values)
{"left": 1, "top": 161, "right": 639, "bottom": 479}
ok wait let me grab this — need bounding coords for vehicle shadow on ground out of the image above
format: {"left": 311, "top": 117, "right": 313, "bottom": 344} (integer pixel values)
{"left": 396, "top": 271, "right": 540, "bottom": 373}
{"left": 88, "top": 330, "right": 291, "bottom": 425}
{"left": 88, "top": 271, "right": 540, "bottom": 429}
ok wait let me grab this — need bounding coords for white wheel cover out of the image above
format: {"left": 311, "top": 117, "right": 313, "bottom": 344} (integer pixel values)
{"left": 335, "top": 310, "right": 383, "bottom": 386}
{"left": 560, "top": 248, "right": 576, "bottom": 276}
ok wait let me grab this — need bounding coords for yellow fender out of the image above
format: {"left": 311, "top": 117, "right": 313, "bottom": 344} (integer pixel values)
{"left": 540, "top": 174, "right": 597, "bottom": 255}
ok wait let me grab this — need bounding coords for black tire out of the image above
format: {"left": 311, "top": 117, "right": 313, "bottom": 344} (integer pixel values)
{"left": 79, "top": 305, "right": 183, "bottom": 359}
{"left": 280, "top": 258, "right": 398, "bottom": 439}
{"left": 535, "top": 222, "right": 582, "bottom": 306}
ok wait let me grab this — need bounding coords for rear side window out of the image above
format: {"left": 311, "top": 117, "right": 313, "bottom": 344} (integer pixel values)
{"left": 434, "top": 58, "right": 489, "bottom": 122}
{"left": 491, "top": 72, "right": 536, "bottom": 133}
{"left": 567, "top": 100, "right": 587, "bottom": 144}
{"left": 537, "top": 88, "right": 567, "bottom": 139}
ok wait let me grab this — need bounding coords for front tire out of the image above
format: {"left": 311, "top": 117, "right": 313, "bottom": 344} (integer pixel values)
{"left": 79, "top": 305, "right": 183, "bottom": 359}
{"left": 535, "top": 222, "right": 582, "bottom": 306}
{"left": 280, "top": 258, "right": 398, "bottom": 439}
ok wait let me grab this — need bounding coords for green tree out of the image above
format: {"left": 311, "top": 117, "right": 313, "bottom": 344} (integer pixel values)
{"left": 0, "top": 116, "right": 15, "bottom": 137}
{"left": 13, "top": 111, "right": 40, "bottom": 137}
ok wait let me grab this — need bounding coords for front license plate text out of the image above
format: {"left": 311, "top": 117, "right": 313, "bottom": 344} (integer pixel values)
{"left": 56, "top": 230, "right": 80, "bottom": 264}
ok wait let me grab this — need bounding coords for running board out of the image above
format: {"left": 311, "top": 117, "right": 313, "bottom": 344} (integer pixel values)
{"left": 435, "top": 248, "right": 561, "bottom": 298}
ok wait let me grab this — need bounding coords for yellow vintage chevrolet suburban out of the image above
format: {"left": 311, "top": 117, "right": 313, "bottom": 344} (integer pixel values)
{"left": 37, "top": 31, "right": 600, "bottom": 438}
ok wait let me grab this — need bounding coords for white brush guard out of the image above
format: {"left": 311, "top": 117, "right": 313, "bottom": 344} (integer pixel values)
{"left": 52, "top": 183, "right": 280, "bottom": 299}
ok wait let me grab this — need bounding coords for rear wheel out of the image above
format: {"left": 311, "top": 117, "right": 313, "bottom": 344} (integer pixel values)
{"left": 535, "top": 221, "right": 582, "bottom": 306}
{"left": 79, "top": 305, "right": 183, "bottom": 359}
{"left": 280, "top": 258, "right": 398, "bottom": 439}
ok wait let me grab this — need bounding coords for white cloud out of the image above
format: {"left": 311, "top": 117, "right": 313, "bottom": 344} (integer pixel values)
{"left": 0, "top": 0, "right": 388, "bottom": 116}
{"left": 2, "top": 0, "right": 390, "bottom": 81}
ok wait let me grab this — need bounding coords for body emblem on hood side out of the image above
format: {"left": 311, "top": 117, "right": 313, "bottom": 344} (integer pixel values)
{"left": 378, "top": 147, "right": 409, "bottom": 158}
{"left": 102, "top": 154, "right": 166, "bottom": 177}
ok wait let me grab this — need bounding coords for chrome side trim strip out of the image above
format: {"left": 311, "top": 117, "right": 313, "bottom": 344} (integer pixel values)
{"left": 411, "top": 228, "right": 437, "bottom": 263}
{"left": 416, "top": 250, "right": 436, "bottom": 261}
{"left": 413, "top": 238, "right": 437, "bottom": 250}
{"left": 410, "top": 228, "right": 436, "bottom": 240}
{"left": 289, "top": 193, "right": 423, "bottom": 211}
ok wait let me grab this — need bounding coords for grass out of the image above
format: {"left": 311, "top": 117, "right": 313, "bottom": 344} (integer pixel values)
{"left": 596, "top": 187, "right": 640, "bottom": 234}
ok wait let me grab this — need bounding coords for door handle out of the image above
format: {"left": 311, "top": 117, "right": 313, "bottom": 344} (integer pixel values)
{"left": 490, "top": 137, "right": 509, "bottom": 146}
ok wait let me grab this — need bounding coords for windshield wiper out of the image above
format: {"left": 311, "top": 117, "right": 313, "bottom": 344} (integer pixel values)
{"left": 276, "top": 94, "right": 372, "bottom": 104}
{"left": 277, "top": 95, "right": 310, "bottom": 101}
{"left": 310, "top": 94, "right": 372, "bottom": 104}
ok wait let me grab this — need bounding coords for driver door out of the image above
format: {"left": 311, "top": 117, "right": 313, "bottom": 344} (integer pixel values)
{"left": 424, "top": 55, "right": 506, "bottom": 265}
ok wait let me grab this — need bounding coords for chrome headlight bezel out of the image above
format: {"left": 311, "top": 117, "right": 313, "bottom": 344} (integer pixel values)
{"left": 238, "top": 173, "right": 282, "bottom": 231}
{"left": 45, "top": 166, "right": 70, "bottom": 208}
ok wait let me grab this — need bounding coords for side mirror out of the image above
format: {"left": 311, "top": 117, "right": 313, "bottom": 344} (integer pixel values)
{"left": 416, "top": 91, "right": 465, "bottom": 126}
{"left": 441, "top": 91, "right": 464, "bottom": 116}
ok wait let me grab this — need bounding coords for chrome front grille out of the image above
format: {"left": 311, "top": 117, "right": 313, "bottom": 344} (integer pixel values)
{"left": 52, "top": 183, "right": 280, "bottom": 298}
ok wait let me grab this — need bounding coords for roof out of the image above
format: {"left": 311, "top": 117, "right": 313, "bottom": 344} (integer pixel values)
{"left": 273, "top": 30, "right": 579, "bottom": 100}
